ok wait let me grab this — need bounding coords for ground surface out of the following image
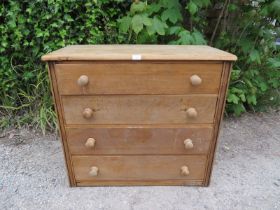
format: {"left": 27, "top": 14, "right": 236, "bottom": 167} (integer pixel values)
{"left": 0, "top": 112, "right": 280, "bottom": 210}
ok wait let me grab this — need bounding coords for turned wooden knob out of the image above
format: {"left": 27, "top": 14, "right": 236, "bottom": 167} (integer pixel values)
{"left": 181, "top": 166, "right": 190, "bottom": 176}
{"left": 85, "top": 138, "right": 96, "bottom": 148}
{"left": 190, "top": 75, "right": 202, "bottom": 86}
{"left": 186, "top": 107, "right": 198, "bottom": 118}
{"left": 77, "top": 75, "right": 89, "bottom": 86}
{"left": 82, "top": 108, "right": 93, "bottom": 119}
{"left": 184, "top": 139, "right": 194, "bottom": 149}
{"left": 89, "top": 166, "right": 99, "bottom": 177}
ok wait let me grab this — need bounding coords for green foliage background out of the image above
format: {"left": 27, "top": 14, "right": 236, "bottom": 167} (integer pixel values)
{"left": 0, "top": 0, "right": 279, "bottom": 133}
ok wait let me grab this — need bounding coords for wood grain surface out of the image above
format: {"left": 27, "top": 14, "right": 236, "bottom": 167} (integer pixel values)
{"left": 62, "top": 95, "right": 218, "bottom": 125}
{"left": 42, "top": 45, "right": 236, "bottom": 187}
{"left": 41, "top": 45, "right": 237, "bottom": 61}
{"left": 66, "top": 126, "right": 213, "bottom": 155}
{"left": 55, "top": 62, "right": 223, "bottom": 95}
{"left": 72, "top": 155, "right": 207, "bottom": 181}
{"left": 203, "top": 62, "right": 232, "bottom": 186}
{"left": 47, "top": 63, "right": 76, "bottom": 186}
{"left": 76, "top": 179, "right": 204, "bottom": 186}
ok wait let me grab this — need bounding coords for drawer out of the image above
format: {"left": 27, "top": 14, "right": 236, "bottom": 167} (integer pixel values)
{"left": 72, "top": 155, "right": 207, "bottom": 181}
{"left": 55, "top": 63, "right": 223, "bottom": 95}
{"left": 66, "top": 126, "right": 213, "bottom": 155}
{"left": 62, "top": 95, "right": 217, "bottom": 125}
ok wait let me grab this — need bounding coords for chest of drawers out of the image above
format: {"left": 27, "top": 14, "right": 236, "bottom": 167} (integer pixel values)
{"left": 42, "top": 45, "right": 236, "bottom": 187}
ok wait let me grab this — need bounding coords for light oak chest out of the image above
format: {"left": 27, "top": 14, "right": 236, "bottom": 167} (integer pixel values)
{"left": 42, "top": 45, "right": 236, "bottom": 187}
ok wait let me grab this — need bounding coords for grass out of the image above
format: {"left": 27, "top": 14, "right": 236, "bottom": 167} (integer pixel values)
{"left": 0, "top": 67, "right": 57, "bottom": 135}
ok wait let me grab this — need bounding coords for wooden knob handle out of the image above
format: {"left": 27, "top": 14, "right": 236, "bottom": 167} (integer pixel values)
{"left": 89, "top": 166, "right": 99, "bottom": 177}
{"left": 82, "top": 108, "right": 93, "bottom": 119}
{"left": 184, "top": 139, "right": 194, "bottom": 149}
{"left": 77, "top": 75, "right": 89, "bottom": 86}
{"left": 85, "top": 138, "right": 96, "bottom": 148}
{"left": 181, "top": 166, "right": 190, "bottom": 176}
{"left": 190, "top": 75, "right": 202, "bottom": 86}
{"left": 186, "top": 107, "right": 197, "bottom": 118}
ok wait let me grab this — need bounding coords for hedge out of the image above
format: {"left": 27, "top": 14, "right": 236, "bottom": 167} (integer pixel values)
{"left": 0, "top": 0, "right": 279, "bottom": 133}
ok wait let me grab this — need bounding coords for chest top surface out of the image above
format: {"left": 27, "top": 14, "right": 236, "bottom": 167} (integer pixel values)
{"left": 41, "top": 45, "right": 237, "bottom": 62}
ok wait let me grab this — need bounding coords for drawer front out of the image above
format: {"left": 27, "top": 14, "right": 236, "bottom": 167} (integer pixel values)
{"left": 55, "top": 63, "right": 222, "bottom": 95}
{"left": 66, "top": 126, "right": 213, "bottom": 155}
{"left": 72, "top": 155, "right": 207, "bottom": 181}
{"left": 62, "top": 95, "right": 217, "bottom": 125}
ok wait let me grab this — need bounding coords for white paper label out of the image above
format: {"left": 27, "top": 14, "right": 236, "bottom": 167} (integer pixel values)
{"left": 132, "top": 54, "right": 142, "bottom": 60}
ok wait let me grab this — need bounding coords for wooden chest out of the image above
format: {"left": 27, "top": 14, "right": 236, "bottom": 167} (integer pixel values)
{"left": 42, "top": 45, "right": 237, "bottom": 186}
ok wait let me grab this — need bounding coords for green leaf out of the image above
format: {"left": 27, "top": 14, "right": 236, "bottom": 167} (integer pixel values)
{"left": 227, "top": 93, "right": 240, "bottom": 104}
{"left": 259, "top": 82, "right": 268, "bottom": 92}
{"left": 232, "top": 104, "right": 246, "bottom": 116}
{"left": 148, "top": 3, "right": 161, "bottom": 14}
{"left": 130, "top": 2, "right": 146, "bottom": 14}
{"left": 147, "top": 17, "right": 167, "bottom": 36}
{"left": 231, "top": 69, "right": 241, "bottom": 80}
{"left": 240, "top": 94, "right": 246, "bottom": 102}
{"left": 191, "top": 30, "right": 206, "bottom": 44}
{"left": 239, "top": 38, "right": 253, "bottom": 53}
{"left": 247, "top": 95, "right": 257, "bottom": 105}
{"left": 231, "top": 87, "right": 244, "bottom": 94}
{"left": 160, "top": 0, "right": 181, "bottom": 9}
{"left": 187, "top": 1, "right": 198, "bottom": 15}
{"left": 168, "top": 26, "right": 182, "bottom": 35}
{"left": 131, "top": 15, "right": 143, "bottom": 34}
{"left": 7, "top": 20, "right": 16, "bottom": 28}
{"left": 228, "top": 3, "right": 238, "bottom": 12}
{"left": 146, "top": 25, "right": 156, "bottom": 36}
{"left": 269, "top": 0, "right": 280, "bottom": 15}
{"left": 268, "top": 58, "right": 280, "bottom": 68}
{"left": 161, "top": 8, "right": 182, "bottom": 24}
{"left": 195, "top": 0, "right": 211, "bottom": 7}
{"left": 249, "top": 49, "right": 261, "bottom": 64}
{"left": 23, "top": 71, "right": 34, "bottom": 81}
{"left": 260, "top": 6, "right": 269, "bottom": 16}
{"left": 64, "top": 14, "right": 73, "bottom": 22}
{"left": 142, "top": 15, "right": 152, "bottom": 26}
{"left": 269, "top": 78, "right": 280, "bottom": 88}
{"left": 177, "top": 30, "right": 193, "bottom": 44}
{"left": 118, "top": 16, "right": 131, "bottom": 33}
